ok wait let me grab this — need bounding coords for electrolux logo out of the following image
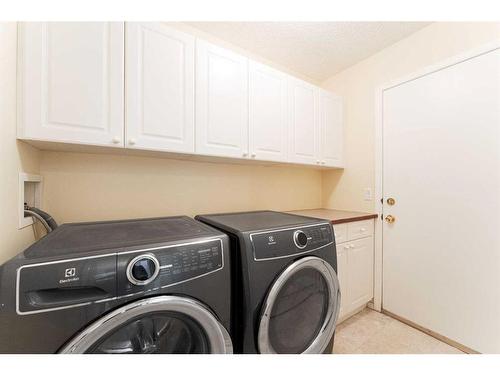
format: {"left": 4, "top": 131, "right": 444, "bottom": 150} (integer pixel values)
{"left": 267, "top": 235, "right": 277, "bottom": 245}
{"left": 59, "top": 267, "right": 79, "bottom": 284}
{"left": 65, "top": 268, "right": 76, "bottom": 278}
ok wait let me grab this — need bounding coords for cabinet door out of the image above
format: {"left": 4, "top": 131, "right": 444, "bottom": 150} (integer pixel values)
{"left": 195, "top": 40, "right": 248, "bottom": 158}
{"left": 248, "top": 61, "right": 287, "bottom": 162}
{"left": 288, "top": 78, "right": 319, "bottom": 165}
{"left": 347, "top": 237, "right": 374, "bottom": 310}
{"left": 18, "top": 22, "right": 124, "bottom": 147}
{"left": 126, "top": 23, "right": 194, "bottom": 153}
{"left": 336, "top": 245, "right": 349, "bottom": 320}
{"left": 320, "top": 90, "right": 343, "bottom": 167}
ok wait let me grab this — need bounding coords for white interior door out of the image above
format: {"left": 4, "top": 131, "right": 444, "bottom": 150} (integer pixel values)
{"left": 382, "top": 47, "right": 500, "bottom": 353}
{"left": 18, "top": 22, "right": 124, "bottom": 147}
{"left": 248, "top": 61, "right": 288, "bottom": 162}
{"left": 126, "top": 23, "right": 195, "bottom": 153}
{"left": 195, "top": 40, "right": 248, "bottom": 158}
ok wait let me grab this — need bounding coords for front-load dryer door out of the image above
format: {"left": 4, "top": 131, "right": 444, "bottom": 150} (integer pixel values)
{"left": 258, "top": 256, "right": 340, "bottom": 354}
{"left": 60, "top": 296, "right": 232, "bottom": 354}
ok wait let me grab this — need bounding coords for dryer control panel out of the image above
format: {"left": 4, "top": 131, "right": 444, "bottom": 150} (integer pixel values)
{"left": 250, "top": 223, "right": 333, "bottom": 261}
{"left": 117, "top": 238, "right": 224, "bottom": 296}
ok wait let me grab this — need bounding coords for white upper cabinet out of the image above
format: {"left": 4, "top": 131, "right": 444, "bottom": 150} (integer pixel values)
{"left": 17, "top": 22, "right": 344, "bottom": 168}
{"left": 18, "top": 22, "right": 124, "bottom": 147}
{"left": 195, "top": 40, "right": 249, "bottom": 158}
{"left": 126, "top": 23, "right": 195, "bottom": 153}
{"left": 288, "top": 78, "right": 320, "bottom": 165}
{"left": 248, "top": 61, "right": 288, "bottom": 162}
{"left": 320, "top": 90, "right": 343, "bottom": 167}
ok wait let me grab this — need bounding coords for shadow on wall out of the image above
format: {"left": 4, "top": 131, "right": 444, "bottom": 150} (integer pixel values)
{"left": 40, "top": 151, "right": 324, "bottom": 224}
{"left": 322, "top": 169, "right": 344, "bottom": 209}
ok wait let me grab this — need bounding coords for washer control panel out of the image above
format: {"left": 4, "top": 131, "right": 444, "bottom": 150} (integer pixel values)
{"left": 251, "top": 224, "right": 333, "bottom": 261}
{"left": 118, "top": 238, "right": 223, "bottom": 295}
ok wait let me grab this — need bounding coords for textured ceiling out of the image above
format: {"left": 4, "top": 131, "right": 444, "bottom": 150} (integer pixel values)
{"left": 187, "top": 22, "right": 431, "bottom": 82}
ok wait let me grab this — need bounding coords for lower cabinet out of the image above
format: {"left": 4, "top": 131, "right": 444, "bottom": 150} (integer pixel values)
{"left": 334, "top": 220, "right": 374, "bottom": 322}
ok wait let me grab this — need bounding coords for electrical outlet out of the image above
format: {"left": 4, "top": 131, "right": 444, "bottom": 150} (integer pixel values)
{"left": 363, "top": 188, "right": 372, "bottom": 201}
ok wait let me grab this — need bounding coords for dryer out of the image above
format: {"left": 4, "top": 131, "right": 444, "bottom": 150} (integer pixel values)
{"left": 196, "top": 211, "right": 340, "bottom": 354}
{"left": 0, "top": 216, "right": 232, "bottom": 354}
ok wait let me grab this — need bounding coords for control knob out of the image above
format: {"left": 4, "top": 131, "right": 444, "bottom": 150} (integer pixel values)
{"left": 293, "top": 230, "right": 308, "bottom": 249}
{"left": 126, "top": 254, "right": 160, "bottom": 285}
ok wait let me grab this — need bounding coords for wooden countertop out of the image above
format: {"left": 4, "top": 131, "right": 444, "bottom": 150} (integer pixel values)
{"left": 287, "top": 208, "right": 378, "bottom": 225}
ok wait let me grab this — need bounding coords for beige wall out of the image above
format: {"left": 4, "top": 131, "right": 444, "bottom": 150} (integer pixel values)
{"left": 0, "top": 23, "right": 41, "bottom": 264}
{"left": 40, "top": 152, "right": 321, "bottom": 223}
{"left": 322, "top": 22, "right": 500, "bottom": 212}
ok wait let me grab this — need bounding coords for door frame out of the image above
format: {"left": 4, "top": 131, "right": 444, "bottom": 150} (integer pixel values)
{"left": 373, "top": 40, "right": 500, "bottom": 312}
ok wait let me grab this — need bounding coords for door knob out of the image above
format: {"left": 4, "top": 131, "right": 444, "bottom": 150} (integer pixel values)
{"left": 385, "top": 215, "right": 396, "bottom": 224}
{"left": 387, "top": 197, "right": 396, "bottom": 205}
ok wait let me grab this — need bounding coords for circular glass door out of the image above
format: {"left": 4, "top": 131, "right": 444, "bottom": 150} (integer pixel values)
{"left": 60, "top": 296, "right": 232, "bottom": 354}
{"left": 258, "top": 256, "right": 340, "bottom": 354}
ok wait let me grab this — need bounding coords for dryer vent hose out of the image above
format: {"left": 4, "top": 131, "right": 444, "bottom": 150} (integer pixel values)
{"left": 24, "top": 205, "right": 58, "bottom": 233}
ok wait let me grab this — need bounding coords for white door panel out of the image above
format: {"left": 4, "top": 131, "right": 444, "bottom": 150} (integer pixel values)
{"left": 382, "top": 48, "right": 500, "bottom": 353}
{"left": 320, "top": 90, "right": 343, "bottom": 167}
{"left": 288, "top": 78, "right": 319, "bottom": 165}
{"left": 347, "top": 237, "right": 374, "bottom": 309}
{"left": 248, "top": 61, "right": 287, "bottom": 162}
{"left": 18, "top": 22, "right": 124, "bottom": 147}
{"left": 126, "top": 23, "right": 194, "bottom": 152}
{"left": 196, "top": 41, "right": 248, "bottom": 158}
{"left": 336, "top": 246, "right": 348, "bottom": 319}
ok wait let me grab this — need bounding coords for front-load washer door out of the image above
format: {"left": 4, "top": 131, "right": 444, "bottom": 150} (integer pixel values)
{"left": 60, "top": 296, "right": 232, "bottom": 354}
{"left": 258, "top": 256, "right": 340, "bottom": 354}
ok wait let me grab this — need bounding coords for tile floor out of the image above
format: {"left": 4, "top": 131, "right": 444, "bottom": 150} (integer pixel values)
{"left": 332, "top": 308, "right": 464, "bottom": 354}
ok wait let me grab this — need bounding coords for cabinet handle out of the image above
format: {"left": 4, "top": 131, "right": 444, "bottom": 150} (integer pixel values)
{"left": 242, "top": 152, "right": 248, "bottom": 157}
{"left": 129, "top": 138, "right": 136, "bottom": 146}
{"left": 321, "top": 161, "right": 326, "bottom": 165}
{"left": 350, "top": 244, "right": 355, "bottom": 249}
{"left": 251, "top": 153, "right": 256, "bottom": 158}
{"left": 360, "top": 228, "right": 366, "bottom": 232}
{"left": 112, "top": 137, "right": 121, "bottom": 144}
{"left": 344, "top": 245, "right": 350, "bottom": 250}
{"left": 316, "top": 160, "right": 320, "bottom": 164}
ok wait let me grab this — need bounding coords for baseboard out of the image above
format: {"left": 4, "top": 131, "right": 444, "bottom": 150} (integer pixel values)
{"left": 381, "top": 309, "right": 479, "bottom": 354}
{"left": 338, "top": 304, "right": 367, "bottom": 324}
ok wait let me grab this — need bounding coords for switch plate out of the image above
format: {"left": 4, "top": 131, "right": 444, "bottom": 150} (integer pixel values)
{"left": 363, "top": 188, "right": 372, "bottom": 201}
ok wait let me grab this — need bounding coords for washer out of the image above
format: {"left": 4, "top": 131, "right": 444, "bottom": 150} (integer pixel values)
{"left": 0, "top": 216, "right": 232, "bottom": 354}
{"left": 196, "top": 210, "right": 341, "bottom": 354}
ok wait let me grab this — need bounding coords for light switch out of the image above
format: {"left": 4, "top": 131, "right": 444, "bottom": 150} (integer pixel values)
{"left": 363, "top": 188, "right": 372, "bottom": 201}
